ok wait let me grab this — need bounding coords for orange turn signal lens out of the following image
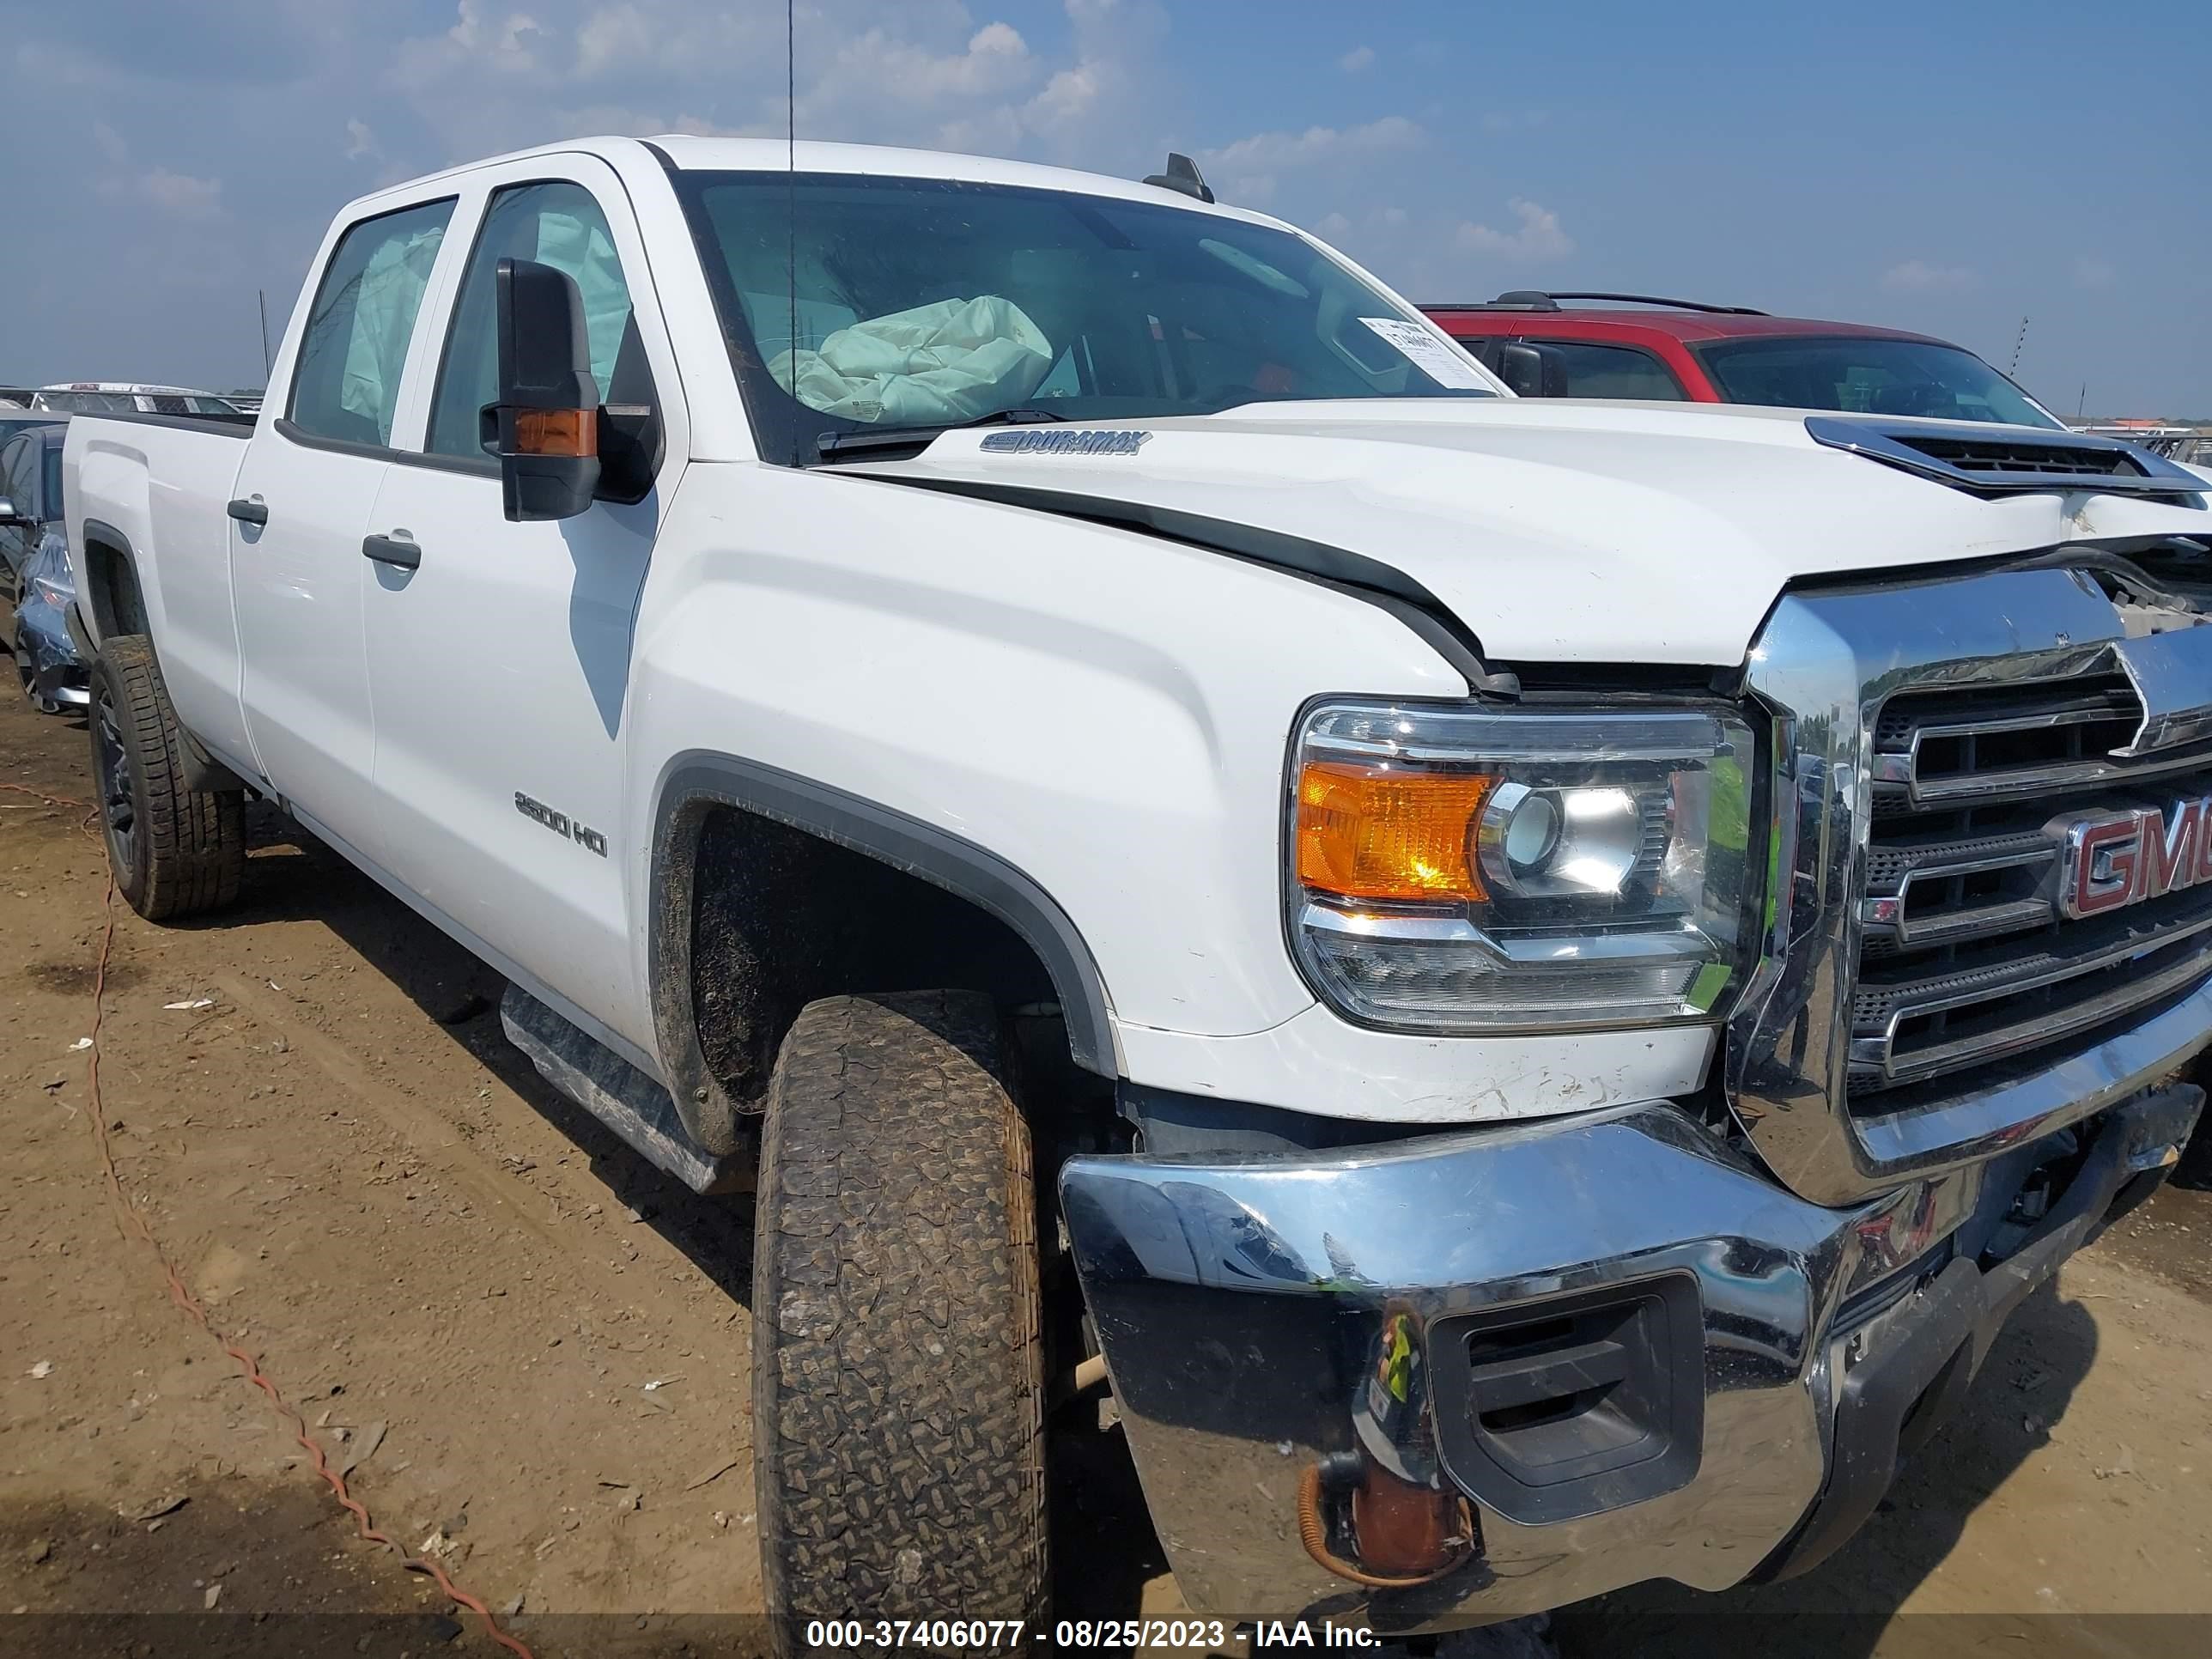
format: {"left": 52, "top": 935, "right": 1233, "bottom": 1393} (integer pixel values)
{"left": 513, "top": 407, "right": 599, "bottom": 458}
{"left": 1295, "top": 762, "right": 1495, "bottom": 902}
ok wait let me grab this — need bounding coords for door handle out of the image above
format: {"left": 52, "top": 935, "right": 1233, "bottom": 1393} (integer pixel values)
{"left": 226, "top": 498, "right": 268, "bottom": 526}
{"left": 362, "top": 533, "right": 421, "bottom": 571}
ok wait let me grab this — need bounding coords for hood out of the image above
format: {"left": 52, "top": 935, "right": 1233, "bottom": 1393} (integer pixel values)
{"left": 845, "top": 400, "right": 2211, "bottom": 665}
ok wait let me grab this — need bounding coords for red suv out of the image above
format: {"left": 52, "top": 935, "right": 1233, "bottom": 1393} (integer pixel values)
{"left": 1422, "top": 291, "right": 2064, "bottom": 428}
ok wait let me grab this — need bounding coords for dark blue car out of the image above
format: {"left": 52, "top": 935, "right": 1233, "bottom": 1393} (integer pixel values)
{"left": 0, "top": 420, "right": 84, "bottom": 714}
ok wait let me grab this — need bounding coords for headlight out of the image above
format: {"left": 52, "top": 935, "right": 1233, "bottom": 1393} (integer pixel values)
{"left": 1287, "top": 700, "right": 1756, "bottom": 1032}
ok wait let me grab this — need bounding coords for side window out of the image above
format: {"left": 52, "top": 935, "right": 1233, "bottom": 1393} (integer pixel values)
{"left": 1, "top": 437, "right": 28, "bottom": 512}
{"left": 287, "top": 198, "right": 456, "bottom": 447}
{"left": 1543, "top": 341, "right": 1688, "bottom": 401}
{"left": 428, "top": 181, "right": 647, "bottom": 459}
{"left": 1448, "top": 336, "right": 1504, "bottom": 373}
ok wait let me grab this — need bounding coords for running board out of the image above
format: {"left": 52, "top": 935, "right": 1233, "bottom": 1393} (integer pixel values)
{"left": 500, "top": 986, "right": 748, "bottom": 1194}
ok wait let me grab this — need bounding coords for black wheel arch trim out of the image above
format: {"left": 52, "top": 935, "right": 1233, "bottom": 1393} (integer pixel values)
{"left": 649, "top": 751, "right": 1119, "bottom": 1152}
{"left": 72, "top": 520, "right": 244, "bottom": 793}
{"left": 76, "top": 516, "right": 141, "bottom": 640}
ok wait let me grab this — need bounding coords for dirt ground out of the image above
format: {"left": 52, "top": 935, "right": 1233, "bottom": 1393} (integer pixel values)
{"left": 3, "top": 688, "right": 2209, "bottom": 1658}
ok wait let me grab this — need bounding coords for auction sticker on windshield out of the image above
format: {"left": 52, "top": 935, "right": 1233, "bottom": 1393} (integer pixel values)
{"left": 1358, "top": 317, "right": 1492, "bottom": 389}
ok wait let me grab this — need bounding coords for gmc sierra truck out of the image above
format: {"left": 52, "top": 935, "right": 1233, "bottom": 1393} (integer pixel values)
{"left": 62, "top": 137, "right": 2212, "bottom": 1644}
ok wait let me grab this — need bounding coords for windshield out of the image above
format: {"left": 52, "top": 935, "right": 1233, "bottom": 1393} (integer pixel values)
{"left": 1692, "top": 337, "right": 2059, "bottom": 428}
{"left": 676, "top": 171, "right": 1497, "bottom": 465}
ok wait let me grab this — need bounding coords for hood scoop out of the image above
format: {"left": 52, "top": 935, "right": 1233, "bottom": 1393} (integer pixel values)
{"left": 1806, "top": 415, "right": 2208, "bottom": 498}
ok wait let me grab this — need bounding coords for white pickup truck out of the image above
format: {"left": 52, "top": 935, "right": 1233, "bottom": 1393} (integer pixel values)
{"left": 63, "top": 136, "right": 2212, "bottom": 1642}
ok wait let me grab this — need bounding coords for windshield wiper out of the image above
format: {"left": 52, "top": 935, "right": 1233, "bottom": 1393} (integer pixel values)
{"left": 813, "top": 406, "right": 1067, "bottom": 462}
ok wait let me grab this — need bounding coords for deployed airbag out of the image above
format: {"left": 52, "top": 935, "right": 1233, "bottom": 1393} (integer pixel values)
{"left": 772, "top": 295, "right": 1052, "bottom": 425}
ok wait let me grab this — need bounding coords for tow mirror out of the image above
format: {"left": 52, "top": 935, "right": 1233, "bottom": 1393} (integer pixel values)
{"left": 480, "top": 257, "right": 601, "bottom": 522}
{"left": 1496, "top": 341, "right": 1569, "bottom": 398}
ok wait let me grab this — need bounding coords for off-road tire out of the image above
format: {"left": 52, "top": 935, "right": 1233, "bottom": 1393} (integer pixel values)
{"left": 88, "top": 635, "right": 245, "bottom": 921}
{"left": 754, "top": 991, "right": 1048, "bottom": 1654}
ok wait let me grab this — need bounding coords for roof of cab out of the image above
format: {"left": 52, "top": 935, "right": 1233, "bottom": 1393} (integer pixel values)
{"left": 343, "top": 134, "right": 1292, "bottom": 232}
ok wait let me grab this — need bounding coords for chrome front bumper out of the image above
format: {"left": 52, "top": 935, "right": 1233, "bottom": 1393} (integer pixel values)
{"left": 1060, "top": 1085, "right": 2201, "bottom": 1629}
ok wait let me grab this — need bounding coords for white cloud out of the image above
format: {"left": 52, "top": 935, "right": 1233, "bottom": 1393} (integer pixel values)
{"left": 935, "top": 0, "right": 1170, "bottom": 165}
{"left": 574, "top": 6, "right": 657, "bottom": 78}
{"left": 1200, "top": 115, "right": 1422, "bottom": 201}
{"left": 1881, "top": 259, "right": 1978, "bottom": 294}
{"left": 88, "top": 122, "right": 224, "bottom": 220}
{"left": 382, "top": 1, "right": 1166, "bottom": 171}
{"left": 343, "top": 118, "right": 379, "bottom": 161}
{"left": 669, "top": 113, "right": 760, "bottom": 139}
{"left": 1340, "top": 45, "right": 1375, "bottom": 74}
{"left": 1205, "top": 115, "right": 1422, "bottom": 173}
{"left": 445, "top": 0, "right": 549, "bottom": 68}
{"left": 805, "top": 22, "right": 1034, "bottom": 116}
{"left": 2072, "top": 256, "right": 2115, "bottom": 290}
{"left": 93, "top": 164, "right": 222, "bottom": 220}
{"left": 1455, "top": 198, "right": 1572, "bottom": 264}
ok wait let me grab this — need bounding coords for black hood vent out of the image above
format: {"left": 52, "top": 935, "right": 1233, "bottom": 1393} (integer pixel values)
{"left": 1806, "top": 415, "right": 2208, "bottom": 499}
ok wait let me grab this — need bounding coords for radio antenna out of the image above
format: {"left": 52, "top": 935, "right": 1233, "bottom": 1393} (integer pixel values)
{"left": 786, "top": 0, "right": 797, "bottom": 437}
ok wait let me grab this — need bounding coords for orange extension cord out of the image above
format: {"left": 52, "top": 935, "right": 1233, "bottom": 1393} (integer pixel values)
{"left": 9, "top": 781, "right": 536, "bottom": 1656}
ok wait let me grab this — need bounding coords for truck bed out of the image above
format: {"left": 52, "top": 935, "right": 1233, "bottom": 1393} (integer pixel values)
{"left": 64, "top": 409, "right": 258, "bottom": 768}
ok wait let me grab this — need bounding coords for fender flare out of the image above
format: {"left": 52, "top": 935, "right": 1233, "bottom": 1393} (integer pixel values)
{"left": 71, "top": 517, "right": 242, "bottom": 793}
{"left": 76, "top": 516, "right": 143, "bottom": 641}
{"left": 648, "top": 752, "right": 1118, "bottom": 1151}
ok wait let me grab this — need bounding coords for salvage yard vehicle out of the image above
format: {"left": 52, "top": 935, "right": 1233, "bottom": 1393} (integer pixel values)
{"left": 59, "top": 136, "right": 2212, "bottom": 1644}
{"left": 1, "top": 421, "right": 85, "bottom": 711}
{"left": 0, "top": 407, "right": 64, "bottom": 446}
{"left": 1424, "top": 290, "right": 2068, "bottom": 425}
{"left": 32, "top": 381, "right": 246, "bottom": 416}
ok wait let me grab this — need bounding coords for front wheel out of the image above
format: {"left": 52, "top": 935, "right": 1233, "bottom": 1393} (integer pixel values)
{"left": 753, "top": 991, "right": 1048, "bottom": 1655}
{"left": 88, "top": 635, "right": 245, "bottom": 921}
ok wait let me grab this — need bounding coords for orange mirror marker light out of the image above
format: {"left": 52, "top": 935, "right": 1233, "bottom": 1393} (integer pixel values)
{"left": 1296, "top": 762, "right": 1495, "bottom": 902}
{"left": 514, "top": 407, "right": 598, "bottom": 458}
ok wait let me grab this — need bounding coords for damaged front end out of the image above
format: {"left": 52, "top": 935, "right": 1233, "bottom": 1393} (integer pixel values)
{"left": 1059, "top": 1084, "right": 2201, "bottom": 1632}
{"left": 12, "top": 531, "right": 88, "bottom": 713}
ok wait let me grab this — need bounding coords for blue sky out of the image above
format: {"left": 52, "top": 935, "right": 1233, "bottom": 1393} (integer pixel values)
{"left": 7, "top": 0, "right": 2206, "bottom": 414}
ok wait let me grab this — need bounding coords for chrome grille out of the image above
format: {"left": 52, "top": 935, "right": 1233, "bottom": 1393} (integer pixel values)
{"left": 1867, "top": 673, "right": 2212, "bottom": 809}
{"left": 1851, "top": 673, "right": 2212, "bottom": 1103}
{"left": 1729, "top": 562, "right": 2212, "bottom": 1206}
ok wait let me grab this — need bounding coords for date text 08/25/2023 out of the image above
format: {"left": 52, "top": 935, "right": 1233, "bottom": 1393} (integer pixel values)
{"left": 799, "top": 1619, "right": 1383, "bottom": 1649}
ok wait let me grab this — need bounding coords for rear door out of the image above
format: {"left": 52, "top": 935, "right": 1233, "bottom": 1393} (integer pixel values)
{"left": 230, "top": 196, "right": 457, "bottom": 854}
{"left": 361, "top": 156, "right": 684, "bottom": 1049}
